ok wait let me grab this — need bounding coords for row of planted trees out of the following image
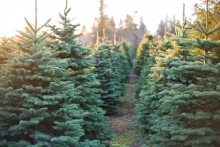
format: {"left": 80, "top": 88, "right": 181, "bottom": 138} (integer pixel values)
{"left": 134, "top": 3, "right": 220, "bottom": 146}
{"left": 93, "top": 39, "right": 134, "bottom": 114}
{"left": 0, "top": 1, "right": 134, "bottom": 146}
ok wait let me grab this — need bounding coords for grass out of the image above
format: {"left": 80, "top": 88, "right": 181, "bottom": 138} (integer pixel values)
{"left": 107, "top": 77, "right": 146, "bottom": 147}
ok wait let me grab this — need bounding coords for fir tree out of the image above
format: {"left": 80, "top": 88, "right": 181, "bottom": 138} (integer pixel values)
{"left": 117, "top": 41, "right": 134, "bottom": 83}
{"left": 134, "top": 36, "right": 156, "bottom": 99}
{"left": 112, "top": 44, "right": 127, "bottom": 95}
{"left": 134, "top": 35, "right": 153, "bottom": 76}
{"left": 139, "top": 5, "right": 200, "bottom": 146}
{"left": 134, "top": 36, "right": 173, "bottom": 140}
{"left": 124, "top": 14, "right": 138, "bottom": 49}
{"left": 134, "top": 35, "right": 173, "bottom": 99}
{"left": 121, "top": 40, "right": 134, "bottom": 69}
{"left": 46, "top": 1, "right": 112, "bottom": 144}
{"left": 193, "top": 0, "right": 220, "bottom": 41}
{"left": 0, "top": 2, "right": 88, "bottom": 146}
{"left": 93, "top": 40, "right": 121, "bottom": 114}
{"left": 92, "top": 36, "right": 133, "bottom": 114}
{"left": 137, "top": 3, "right": 220, "bottom": 146}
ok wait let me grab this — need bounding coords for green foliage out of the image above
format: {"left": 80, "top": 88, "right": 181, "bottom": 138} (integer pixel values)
{"left": 134, "top": 35, "right": 162, "bottom": 100}
{"left": 46, "top": 6, "right": 112, "bottom": 144}
{"left": 118, "top": 40, "right": 135, "bottom": 83}
{"left": 134, "top": 55, "right": 155, "bottom": 99}
{"left": 92, "top": 37, "right": 133, "bottom": 114}
{"left": 134, "top": 35, "right": 153, "bottom": 75}
{"left": 193, "top": 0, "right": 220, "bottom": 41}
{"left": 0, "top": 3, "right": 112, "bottom": 146}
{"left": 93, "top": 41, "right": 121, "bottom": 114}
{"left": 157, "top": 15, "right": 177, "bottom": 37}
{"left": 77, "top": 139, "right": 107, "bottom": 147}
{"left": 134, "top": 36, "right": 172, "bottom": 139}
{"left": 0, "top": 30, "right": 86, "bottom": 146}
{"left": 121, "top": 41, "right": 134, "bottom": 68}
{"left": 135, "top": 13, "right": 220, "bottom": 146}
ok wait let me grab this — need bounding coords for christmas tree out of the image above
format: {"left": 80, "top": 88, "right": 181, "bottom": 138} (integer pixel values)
{"left": 134, "top": 35, "right": 153, "bottom": 76}
{"left": 0, "top": 0, "right": 111, "bottom": 146}
{"left": 93, "top": 39, "right": 121, "bottom": 114}
{"left": 114, "top": 41, "right": 133, "bottom": 84}
{"left": 121, "top": 40, "right": 134, "bottom": 70}
{"left": 134, "top": 35, "right": 173, "bottom": 140}
{"left": 45, "top": 0, "right": 112, "bottom": 144}
{"left": 0, "top": 3, "right": 87, "bottom": 147}
{"left": 136, "top": 3, "right": 220, "bottom": 146}
{"left": 134, "top": 35, "right": 159, "bottom": 99}
{"left": 112, "top": 41, "right": 133, "bottom": 95}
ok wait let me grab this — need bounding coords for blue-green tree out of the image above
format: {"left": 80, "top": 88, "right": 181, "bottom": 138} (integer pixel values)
{"left": 46, "top": 1, "right": 112, "bottom": 144}
{"left": 136, "top": 4, "right": 220, "bottom": 146}
{"left": 93, "top": 40, "right": 121, "bottom": 114}
{"left": 0, "top": 1, "right": 110, "bottom": 146}
{"left": 134, "top": 35, "right": 153, "bottom": 76}
{"left": 0, "top": 12, "right": 88, "bottom": 147}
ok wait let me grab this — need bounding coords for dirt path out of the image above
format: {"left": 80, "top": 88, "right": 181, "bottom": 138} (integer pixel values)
{"left": 108, "top": 74, "right": 146, "bottom": 147}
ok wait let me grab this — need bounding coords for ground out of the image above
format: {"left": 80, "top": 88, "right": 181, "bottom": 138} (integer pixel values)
{"left": 108, "top": 74, "right": 147, "bottom": 147}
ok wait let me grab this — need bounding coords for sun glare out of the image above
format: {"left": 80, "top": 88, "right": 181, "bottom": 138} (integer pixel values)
{"left": 0, "top": 0, "right": 34, "bottom": 38}
{"left": 0, "top": 0, "right": 198, "bottom": 38}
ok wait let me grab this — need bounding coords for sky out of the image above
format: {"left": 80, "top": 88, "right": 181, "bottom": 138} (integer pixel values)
{"left": 0, "top": 0, "right": 201, "bottom": 37}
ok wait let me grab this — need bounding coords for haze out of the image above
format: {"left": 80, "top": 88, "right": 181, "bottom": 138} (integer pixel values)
{"left": 0, "top": 0, "right": 200, "bottom": 37}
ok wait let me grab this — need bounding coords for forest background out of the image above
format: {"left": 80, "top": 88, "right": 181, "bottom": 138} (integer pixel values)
{"left": 0, "top": 0, "right": 200, "bottom": 49}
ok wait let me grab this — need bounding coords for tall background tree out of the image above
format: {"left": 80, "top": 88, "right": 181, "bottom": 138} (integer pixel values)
{"left": 81, "top": 0, "right": 147, "bottom": 50}
{"left": 78, "top": 25, "right": 93, "bottom": 46}
{"left": 136, "top": 16, "right": 148, "bottom": 45}
{"left": 116, "top": 19, "right": 125, "bottom": 42}
{"left": 123, "top": 14, "right": 138, "bottom": 48}
{"left": 156, "top": 14, "right": 178, "bottom": 37}
{"left": 91, "top": 0, "right": 109, "bottom": 43}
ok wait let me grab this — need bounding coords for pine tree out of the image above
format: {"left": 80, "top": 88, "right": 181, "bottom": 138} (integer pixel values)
{"left": 0, "top": 2, "right": 89, "bottom": 146}
{"left": 136, "top": 16, "right": 148, "bottom": 46}
{"left": 93, "top": 36, "right": 134, "bottom": 114}
{"left": 105, "top": 16, "right": 116, "bottom": 42}
{"left": 114, "top": 40, "right": 134, "bottom": 93}
{"left": 139, "top": 5, "right": 201, "bottom": 146}
{"left": 124, "top": 14, "right": 138, "bottom": 49}
{"left": 45, "top": 1, "right": 112, "bottom": 144}
{"left": 112, "top": 43, "right": 127, "bottom": 95}
{"left": 136, "top": 3, "right": 220, "bottom": 146}
{"left": 134, "top": 36, "right": 173, "bottom": 140}
{"left": 91, "top": 0, "right": 109, "bottom": 44}
{"left": 116, "top": 19, "right": 124, "bottom": 42}
{"left": 93, "top": 40, "right": 121, "bottom": 114}
{"left": 157, "top": 15, "right": 179, "bottom": 37}
{"left": 134, "top": 36, "right": 156, "bottom": 99}
{"left": 121, "top": 40, "right": 134, "bottom": 69}
{"left": 134, "top": 35, "right": 174, "bottom": 99}
{"left": 134, "top": 35, "right": 153, "bottom": 76}
{"left": 193, "top": 0, "right": 220, "bottom": 41}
